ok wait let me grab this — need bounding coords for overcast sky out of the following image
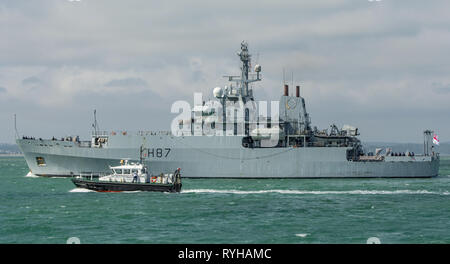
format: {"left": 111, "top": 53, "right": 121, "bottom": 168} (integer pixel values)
{"left": 1, "top": 0, "right": 449, "bottom": 144}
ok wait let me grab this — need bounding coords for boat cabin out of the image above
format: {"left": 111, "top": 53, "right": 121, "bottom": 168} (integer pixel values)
{"left": 98, "top": 159, "right": 175, "bottom": 184}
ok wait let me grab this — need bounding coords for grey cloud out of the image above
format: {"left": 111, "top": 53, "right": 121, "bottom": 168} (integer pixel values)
{"left": 105, "top": 77, "right": 148, "bottom": 88}
{"left": 0, "top": 87, "right": 6, "bottom": 93}
{"left": 20, "top": 76, "right": 46, "bottom": 92}
{"left": 191, "top": 71, "right": 205, "bottom": 82}
{"left": 21, "top": 76, "right": 43, "bottom": 85}
{"left": 0, "top": 0, "right": 434, "bottom": 68}
{"left": 432, "top": 82, "right": 450, "bottom": 94}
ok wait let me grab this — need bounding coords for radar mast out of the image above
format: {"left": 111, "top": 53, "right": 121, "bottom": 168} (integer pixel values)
{"left": 223, "top": 41, "right": 261, "bottom": 102}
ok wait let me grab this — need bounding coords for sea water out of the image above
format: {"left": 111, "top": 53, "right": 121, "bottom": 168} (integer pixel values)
{"left": 1, "top": 156, "right": 449, "bottom": 244}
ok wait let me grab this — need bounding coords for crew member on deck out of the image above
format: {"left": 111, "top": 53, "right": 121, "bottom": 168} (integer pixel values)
{"left": 132, "top": 171, "right": 139, "bottom": 183}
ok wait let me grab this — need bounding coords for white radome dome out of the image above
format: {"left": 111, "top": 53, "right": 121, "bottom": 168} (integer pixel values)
{"left": 213, "top": 87, "right": 223, "bottom": 98}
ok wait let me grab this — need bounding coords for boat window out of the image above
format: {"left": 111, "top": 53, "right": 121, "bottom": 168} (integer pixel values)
{"left": 114, "top": 169, "right": 122, "bottom": 174}
{"left": 123, "top": 169, "right": 130, "bottom": 174}
{"left": 132, "top": 169, "right": 138, "bottom": 174}
{"left": 36, "top": 157, "right": 46, "bottom": 166}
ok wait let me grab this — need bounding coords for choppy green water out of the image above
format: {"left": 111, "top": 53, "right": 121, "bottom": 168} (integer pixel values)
{"left": 1, "top": 156, "right": 450, "bottom": 244}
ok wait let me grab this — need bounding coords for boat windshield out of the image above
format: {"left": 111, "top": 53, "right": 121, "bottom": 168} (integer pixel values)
{"left": 114, "top": 169, "right": 122, "bottom": 174}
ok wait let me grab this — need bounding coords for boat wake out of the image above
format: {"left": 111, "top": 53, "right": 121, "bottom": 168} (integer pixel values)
{"left": 69, "top": 188, "right": 95, "bottom": 193}
{"left": 182, "top": 189, "right": 450, "bottom": 195}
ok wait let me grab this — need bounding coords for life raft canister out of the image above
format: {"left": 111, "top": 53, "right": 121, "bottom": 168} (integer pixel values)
{"left": 150, "top": 176, "right": 157, "bottom": 183}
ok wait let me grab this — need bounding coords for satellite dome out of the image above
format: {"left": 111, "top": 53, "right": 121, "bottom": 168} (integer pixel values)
{"left": 213, "top": 87, "right": 223, "bottom": 98}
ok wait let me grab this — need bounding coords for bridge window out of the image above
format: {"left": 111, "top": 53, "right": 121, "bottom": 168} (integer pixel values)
{"left": 36, "top": 157, "right": 46, "bottom": 166}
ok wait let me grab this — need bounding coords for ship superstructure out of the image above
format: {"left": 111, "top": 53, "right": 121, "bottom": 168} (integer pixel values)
{"left": 16, "top": 42, "right": 439, "bottom": 178}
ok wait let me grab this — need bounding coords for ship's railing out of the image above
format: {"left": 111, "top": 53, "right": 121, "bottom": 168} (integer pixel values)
{"left": 91, "top": 130, "right": 173, "bottom": 137}
{"left": 303, "top": 141, "right": 358, "bottom": 148}
{"left": 76, "top": 172, "right": 108, "bottom": 180}
{"left": 358, "top": 155, "right": 385, "bottom": 162}
{"left": 138, "top": 131, "right": 172, "bottom": 136}
{"left": 91, "top": 131, "right": 109, "bottom": 137}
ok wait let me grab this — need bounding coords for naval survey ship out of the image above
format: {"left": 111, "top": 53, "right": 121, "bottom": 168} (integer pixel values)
{"left": 16, "top": 42, "right": 439, "bottom": 178}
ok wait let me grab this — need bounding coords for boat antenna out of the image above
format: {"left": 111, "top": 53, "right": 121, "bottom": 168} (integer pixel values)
{"left": 291, "top": 71, "right": 294, "bottom": 95}
{"left": 14, "top": 114, "right": 19, "bottom": 139}
{"left": 139, "top": 135, "right": 148, "bottom": 164}
{"left": 92, "top": 109, "right": 99, "bottom": 135}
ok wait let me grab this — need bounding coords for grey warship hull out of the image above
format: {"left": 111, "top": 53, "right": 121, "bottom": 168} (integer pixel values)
{"left": 17, "top": 135, "right": 439, "bottom": 178}
{"left": 16, "top": 42, "right": 440, "bottom": 178}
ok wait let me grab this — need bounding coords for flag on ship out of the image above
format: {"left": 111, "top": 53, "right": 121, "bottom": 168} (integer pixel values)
{"left": 433, "top": 134, "right": 439, "bottom": 145}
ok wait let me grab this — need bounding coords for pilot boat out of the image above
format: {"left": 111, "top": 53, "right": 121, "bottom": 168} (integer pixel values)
{"left": 71, "top": 160, "right": 182, "bottom": 193}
